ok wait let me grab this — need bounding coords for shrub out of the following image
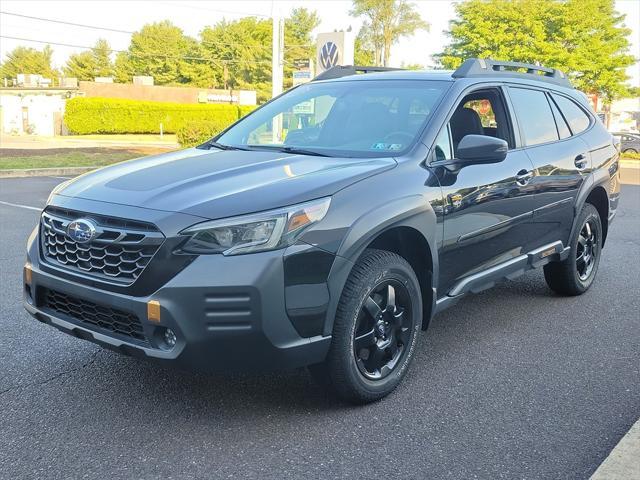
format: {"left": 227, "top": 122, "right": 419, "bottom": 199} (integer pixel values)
{"left": 621, "top": 151, "right": 640, "bottom": 160}
{"left": 238, "top": 105, "right": 256, "bottom": 118}
{"left": 63, "top": 97, "right": 251, "bottom": 135}
{"left": 176, "top": 120, "right": 232, "bottom": 147}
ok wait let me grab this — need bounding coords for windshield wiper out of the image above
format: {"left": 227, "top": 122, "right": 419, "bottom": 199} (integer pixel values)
{"left": 275, "top": 146, "right": 331, "bottom": 157}
{"left": 206, "top": 141, "right": 251, "bottom": 151}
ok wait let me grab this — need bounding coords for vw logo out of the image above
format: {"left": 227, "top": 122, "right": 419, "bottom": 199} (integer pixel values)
{"left": 66, "top": 219, "right": 96, "bottom": 243}
{"left": 320, "top": 41, "right": 339, "bottom": 70}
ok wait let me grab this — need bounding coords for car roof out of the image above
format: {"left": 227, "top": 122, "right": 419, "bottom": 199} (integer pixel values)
{"left": 326, "top": 70, "right": 456, "bottom": 83}
{"left": 317, "top": 59, "right": 574, "bottom": 91}
{"left": 323, "top": 69, "right": 580, "bottom": 97}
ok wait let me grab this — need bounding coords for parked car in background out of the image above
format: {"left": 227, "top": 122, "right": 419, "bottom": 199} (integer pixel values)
{"left": 614, "top": 132, "right": 640, "bottom": 153}
{"left": 24, "top": 59, "right": 620, "bottom": 404}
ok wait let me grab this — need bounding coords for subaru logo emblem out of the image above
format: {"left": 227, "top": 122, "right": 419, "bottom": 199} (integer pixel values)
{"left": 66, "top": 219, "right": 96, "bottom": 243}
{"left": 320, "top": 41, "right": 339, "bottom": 70}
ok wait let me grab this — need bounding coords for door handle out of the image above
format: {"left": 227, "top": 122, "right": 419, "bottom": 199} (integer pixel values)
{"left": 574, "top": 153, "right": 588, "bottom": 170}
{"left": 516, "top": 169, "right": 534, "bottom": 186}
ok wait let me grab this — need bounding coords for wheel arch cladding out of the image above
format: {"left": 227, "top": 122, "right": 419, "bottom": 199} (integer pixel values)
{"left": 321, "top": 194, "right": 439, "bottom": 336}
{"left": 585, "top": 186, "right": 609, "bottom": 245}
{"left": 366, "top": 226, "right": 434, "bottom": 329}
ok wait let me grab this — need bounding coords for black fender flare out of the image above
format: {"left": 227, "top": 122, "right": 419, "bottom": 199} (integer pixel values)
{"left": 568, "top": 169, "right": 611, "bottom": 249}
{"left": 322, "top": 195, "right": 439, "bottom": 336}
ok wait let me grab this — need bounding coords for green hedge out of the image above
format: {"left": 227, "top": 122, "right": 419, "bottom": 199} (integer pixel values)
{"left": 176, "top": 120, "right": 232, "bottom": 147}
{"left": 64, "top": 97, "right": 255, "bottom": 135}
{"left": 238, "top": 105, "right": 256, "bottom": 118}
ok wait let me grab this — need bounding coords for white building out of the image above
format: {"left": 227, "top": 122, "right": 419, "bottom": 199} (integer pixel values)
{"left": 608, "top": 97, "right": 640, "bottom": 133}
{"left": 0, "top": 86, "right": 79, "bottom": 136}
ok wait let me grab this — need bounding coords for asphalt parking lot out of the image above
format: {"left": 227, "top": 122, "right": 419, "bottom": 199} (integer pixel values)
{"left": 1, "top": 176, "right": 638, "bottom": 480}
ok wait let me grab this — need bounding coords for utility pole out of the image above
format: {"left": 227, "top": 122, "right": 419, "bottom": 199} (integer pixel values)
{"left": 271, "top": 8, "right": 284, "bottom": 99}
{"left": 271, "top": 3, "right": 284, "bottom": 143}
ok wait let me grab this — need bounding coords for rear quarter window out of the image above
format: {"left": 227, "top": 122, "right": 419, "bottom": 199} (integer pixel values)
{"left": 551, "top": 94, "right": 591, "bottom": 135}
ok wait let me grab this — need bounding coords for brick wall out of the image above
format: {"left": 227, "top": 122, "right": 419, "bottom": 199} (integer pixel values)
{"left": 78, "top": 82, "right": 256, "bottom": 105}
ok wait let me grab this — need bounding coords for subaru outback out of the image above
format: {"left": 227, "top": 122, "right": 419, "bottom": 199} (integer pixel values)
{"left": 24, "top": 59, "right": 620, "bottom": 403}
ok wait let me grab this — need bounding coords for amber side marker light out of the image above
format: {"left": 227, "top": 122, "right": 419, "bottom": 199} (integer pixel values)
{"left": 147, "top": 300, "right": 161, "bottom": 322}
{"left": 24, "top": 264, "right": 32, "bottom": 285}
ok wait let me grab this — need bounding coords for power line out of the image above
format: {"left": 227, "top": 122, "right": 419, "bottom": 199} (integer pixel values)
{"left": 0, "top": 11, "right": 133, "bottom": 33}
{"left": 158, "top": 1, "right": 270, "bottom": 18}
{"left": 0, "top": 10, "right": 277, "bottom": 52}
{"left": 0, "top": 35, "right": 277, "bottom": 66}
{"left": 0, "top": 10, "right": 314, "bottom": 51}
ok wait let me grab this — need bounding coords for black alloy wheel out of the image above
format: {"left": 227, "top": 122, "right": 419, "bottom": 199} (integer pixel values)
{"left": 576, "top": 217, "right": 599, "bottom": 281}
{"left": 309, "top": 249, "right": 422, "bottom": 404}
{"left": 354, "top": 281, "right": 412, "bottom": 380}
{"left": 544, "top": 203, "right": 603, "bottom": 296}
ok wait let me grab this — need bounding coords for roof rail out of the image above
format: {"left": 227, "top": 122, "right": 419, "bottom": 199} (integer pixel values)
{"left": 452, "top": 58, "right": 572, "bottom": 88}
{"left": 312, "top": 65, "right": 403, "bottom": 82}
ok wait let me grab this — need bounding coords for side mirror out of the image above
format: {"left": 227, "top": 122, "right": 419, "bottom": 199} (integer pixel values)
{"left": 456, "top": 134, "right": 508, "bottom": 163}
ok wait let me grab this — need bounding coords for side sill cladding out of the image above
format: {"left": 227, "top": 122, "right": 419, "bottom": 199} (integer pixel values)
{"left": 435, "top": 241, "right": 570, "bottom": 314}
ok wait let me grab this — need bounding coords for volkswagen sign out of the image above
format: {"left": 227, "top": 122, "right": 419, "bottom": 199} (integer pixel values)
{"left": 66, "top": 219, "right": 97, "bottom": 244}
{"left": 319, "top": 41, "right": 339, "bottom": 70}
{"left": 316, "top": 32, "right": 354, "bottom": 74}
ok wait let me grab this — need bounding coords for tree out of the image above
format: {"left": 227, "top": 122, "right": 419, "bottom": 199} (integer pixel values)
{"left": 354, "top": 27, "right": 376, "bottom": 65}
{"left": 113, "top": 51, "right": 134, "bottom": 83}
{"left": 116, "top": 21, "right": 215, "bottom": 86}
{"left": 0, "top": 45, "right": 58, "bottom": 81}
{"left": 200, "top": 9, "right": 319, "bottom": 102}
{"left": 201, "top": 17, "right": 271, "bottom": 101}
{"left": 284, "top": 8, "right": 320, "bottom": 89}
{"left": 437, "top": 0, "right": 635, "bottom": 101}
{"left": 350, "top": 0, "right": 429, "bottom": 66}
{"left": 64, "top": 39, "right": 114, "bottom": 80}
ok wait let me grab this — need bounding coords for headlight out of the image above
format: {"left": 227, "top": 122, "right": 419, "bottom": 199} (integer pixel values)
{"left": 179, "top": 197, "right": 331, "bottom": 255}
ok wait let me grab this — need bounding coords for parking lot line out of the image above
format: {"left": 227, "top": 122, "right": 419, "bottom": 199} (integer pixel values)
{"left": 0, "top": 200, "right": 42, "bottom": 212}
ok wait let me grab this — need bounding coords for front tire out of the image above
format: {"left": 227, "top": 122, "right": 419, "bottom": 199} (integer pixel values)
{"left": 310, "top": 249, "right": 422, "bottom": 404}
{"left": 544, "top": 203, "right": 603, "bottom": 296}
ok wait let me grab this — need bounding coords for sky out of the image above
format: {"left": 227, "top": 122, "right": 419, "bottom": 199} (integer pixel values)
{"left": 0, "top": 0, "right": 638, "bottom": 85}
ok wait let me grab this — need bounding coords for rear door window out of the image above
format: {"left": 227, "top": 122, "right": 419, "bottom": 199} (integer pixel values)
{"left": 551, "top": 94, "right": 591, "bottom": 135}
{"left": 508, "top": 88, "right": 559, "bottom": 146}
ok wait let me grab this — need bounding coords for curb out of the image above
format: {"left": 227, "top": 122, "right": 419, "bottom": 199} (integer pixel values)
{"left": 590, "top": 418, "right": 640, "bottom": 480}
{"left": 0, "top": 166, "right": 97, "bottom": 178}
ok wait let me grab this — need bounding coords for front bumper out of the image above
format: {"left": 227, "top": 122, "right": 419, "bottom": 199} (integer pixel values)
{"left": 24, "top": 238, "right": 332, "bottom": 373}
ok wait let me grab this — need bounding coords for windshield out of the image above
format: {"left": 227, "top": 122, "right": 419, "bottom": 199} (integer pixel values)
{"left": 216, "top": 79, "right": 450, "bottom": 158}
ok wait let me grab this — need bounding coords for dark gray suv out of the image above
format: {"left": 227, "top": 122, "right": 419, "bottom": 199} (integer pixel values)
{"left": 24, "top": 59, "right": 621, "bottom": 403}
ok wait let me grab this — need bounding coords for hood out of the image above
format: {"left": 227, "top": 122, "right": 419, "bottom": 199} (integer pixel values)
{"left": 54, "top": 148, "right": 396, "bottom": 219}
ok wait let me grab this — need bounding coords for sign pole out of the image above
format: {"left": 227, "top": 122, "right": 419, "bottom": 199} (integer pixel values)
{"left": 271, "top": 10, "right": 283, "bottom": 99}
{"left": 271, "top": 4, "right": 284, "bottom": 143}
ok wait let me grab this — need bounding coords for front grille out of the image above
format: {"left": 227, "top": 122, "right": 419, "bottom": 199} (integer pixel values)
{"left": 40, "top": 207, "right": 164, "bottom": 284}
{"left": 43, "top": 289, "right": 148, "bottom": 344}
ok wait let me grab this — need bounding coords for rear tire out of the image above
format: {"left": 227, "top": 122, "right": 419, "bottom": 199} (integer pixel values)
{"left": 544, "top": 203, "right": 602, "bottom": 296}
{"left": 310, "top": 249, "right": 422, "bottom": 404}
